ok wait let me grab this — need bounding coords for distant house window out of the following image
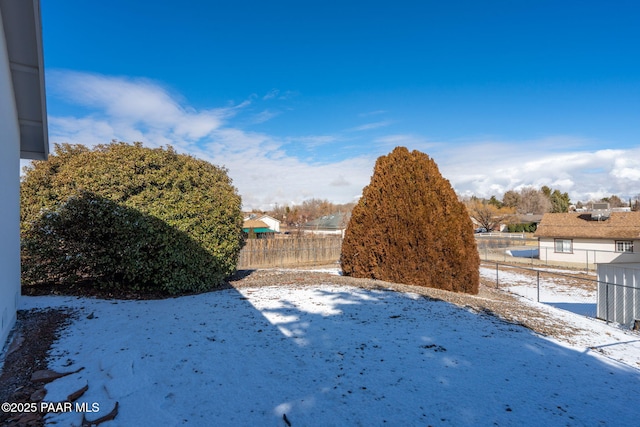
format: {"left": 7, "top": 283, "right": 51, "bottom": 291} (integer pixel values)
{"left": 554, "top": 239, "right": 573, "bottom": 253}
{"left": 616, "top": 241, "right": 634, "bottom": 253}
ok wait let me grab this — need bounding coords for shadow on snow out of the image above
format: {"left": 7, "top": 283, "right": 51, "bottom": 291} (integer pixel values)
{"left": 31, "top": 280, "right": 640, "bottom": 427}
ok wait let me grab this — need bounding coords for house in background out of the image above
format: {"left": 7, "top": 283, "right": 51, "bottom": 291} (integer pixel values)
{"left": 254, "top": 214, "right": 280, "bottom": 233}
{"left": 242, "top": 214, "right": 280, "bottom": 239}
{"left": 302, "top": 212, "right": 350, "bottom": 236}
{"left": 243, "top": 214, "right": 281, "bottom": 233}
{"left": 512, "top": 214, "right": 544, "bottom": 231}
{"left": 1, "top": 0, "right": 49, "bottom": 346}
{"left": 242, "top": 219, "right": 276, "bottom": 238}
{"left": 534, "top": 210, "right": 640, "bottom": 266}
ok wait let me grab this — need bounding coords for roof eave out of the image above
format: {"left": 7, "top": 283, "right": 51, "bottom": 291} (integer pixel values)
{"left": 536, "top": 232, "right": 640, "bottom": 240}
{"left": 1, "top": 0, "right": 49, "bottom": 160}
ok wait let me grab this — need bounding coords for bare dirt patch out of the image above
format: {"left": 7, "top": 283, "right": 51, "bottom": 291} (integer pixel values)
{"left": 0, "top": 309, "right": 74, "bottom": 426}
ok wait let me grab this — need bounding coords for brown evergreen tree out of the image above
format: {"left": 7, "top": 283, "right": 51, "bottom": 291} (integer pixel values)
{"left": 341, "top": 147, "right": 479, "bottom": 294}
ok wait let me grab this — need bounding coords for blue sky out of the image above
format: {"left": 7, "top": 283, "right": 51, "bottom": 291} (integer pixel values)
{"left": 39, "top": 0, "right": 640, "bottom": 209}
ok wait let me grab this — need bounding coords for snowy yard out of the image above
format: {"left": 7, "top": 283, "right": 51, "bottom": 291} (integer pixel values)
{"left": 480, "top": 265, "right": 640, "bottom": 366}
{"left": 480, "top": 266, "right": 598, "bottom": 317}
{"left": 17, "top": 268, "right": 640, "bottom": 426}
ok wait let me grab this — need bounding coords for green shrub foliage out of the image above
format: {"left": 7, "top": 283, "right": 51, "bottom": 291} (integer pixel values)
{"left": 21, "top": 142, "right": 244, "bottom": 295}
{"left": 507, "top": 222, "right": 537, "bottom": 233}
{"left": 340, "top": 147, "right": 479, "bottom": 294}
{"left": 22, "top": 192, "right": 224, "bottom": 294}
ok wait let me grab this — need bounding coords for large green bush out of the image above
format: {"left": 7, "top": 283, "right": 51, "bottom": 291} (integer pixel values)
{"left": 21, "top": 142, "right": 244, "bottom": 295}
{"left": 340, "top": 147, "right": 479, "bottom": 294}
{"left": 22, "top": 192, "right": 224, "bottom": 294}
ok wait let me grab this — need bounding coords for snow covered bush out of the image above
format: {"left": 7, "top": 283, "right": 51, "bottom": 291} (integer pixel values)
{"left": 340, "top": 147, "right": 479, "bottom": 294}
{"left": 21, "top": 142, "right": 244, "bottom": 295}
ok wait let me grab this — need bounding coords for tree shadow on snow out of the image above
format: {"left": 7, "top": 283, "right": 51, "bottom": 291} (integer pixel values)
{"left": 545, "top": 301, "right": 597, "bottom": 317}
{"left": 36, "top": 281, "right": 640, "bottom": 427}
{"left": 240, "top": 285, "right": 640, "bottom": 426}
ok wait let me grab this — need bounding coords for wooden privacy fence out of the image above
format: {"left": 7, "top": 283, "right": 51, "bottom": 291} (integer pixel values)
{"left": 237, "top": 237, "right": 343, "bottom": 269}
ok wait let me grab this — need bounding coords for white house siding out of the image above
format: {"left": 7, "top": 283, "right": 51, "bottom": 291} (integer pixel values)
{"left": 0, "top": 11, "right": 21, "bottom": 347}
{"left": 258, "top": 215, "right": 280, "bottom": 233}
{"left": 539, "top": 237, "right": 640, "bottom": 267}
{"left": 597, "top": 263, "right": 640, "bottom": 326}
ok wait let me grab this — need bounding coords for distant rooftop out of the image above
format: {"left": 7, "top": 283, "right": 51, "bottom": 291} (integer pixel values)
{"left": 535, "top": 211, "right": 640, "bottom": 239}
{"left": 304, "top": 212, "right": 349, "bottom": 230}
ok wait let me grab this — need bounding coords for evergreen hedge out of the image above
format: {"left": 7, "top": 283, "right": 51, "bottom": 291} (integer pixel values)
{"left": 21, "top": 142, "right": 244, "bottom": 295}
{"left": 340, "top": 147, "right": 479, "bottom": 294}
{"left": 507, "top": 223, "right": 537, "bottom": 233}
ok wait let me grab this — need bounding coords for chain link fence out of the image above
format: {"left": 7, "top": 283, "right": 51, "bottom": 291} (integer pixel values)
{"left": 476, "top": 234, "right": 541, "bottom": 265}
{"left": 482, "top": 262, "right": 640, "bottom": 329}
{"left": 475, "top": 234, "right": 636, "bottom": 271}
{"left": 237, "top": 235, "right": 640, "bottom": 328}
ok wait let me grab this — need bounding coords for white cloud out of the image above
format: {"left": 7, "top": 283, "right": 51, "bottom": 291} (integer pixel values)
{"left": 347, "top": 120, "right": 392, "bottom": 132}
{"left": 263, "top": 89, "right": 279, "bottom": 100}
{"left": 612, "top": 168, "right": 640, "bottom": 181}
{"left": 48, "top": 116, "right": 118, "bottom": 147}
{"left": 46, "top": 71, "right": 375, "bottom": 210}
{"left": 437, "top": 141, "right": 640, "bottom": 203}
{"left": 286, "top": 135, "right": 340, "bottom": 149}
{"left": 48, "top": 71, "right": 231, "bottom": 145}
{"left": 251, "top": 109, "right": 280, "bottom": 124}
{"left": 330, "top": 175, "right": 350, "bottom": 187}
{"left": 45, "top": 70, "right": 640, "bottom": 209}
{"left": 262, "top": 89, "right": 298, "bottom": 101}
{"left": 611, "top": 157, "right": 640, "bottom": 181}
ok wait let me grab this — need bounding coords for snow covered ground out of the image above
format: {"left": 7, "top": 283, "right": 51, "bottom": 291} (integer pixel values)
{"left": 19, "top": 269, "right": 640, "bottom": 426}
{"left": 480, "top": 266, "right": 640, "bottom": 366}
{"left": 481, "top": 266, "right": 597, "bottom": 316}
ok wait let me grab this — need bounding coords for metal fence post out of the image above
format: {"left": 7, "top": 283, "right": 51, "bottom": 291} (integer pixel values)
{"left": 537, "top": 271, "right": 540, "bottom": 302}
{"left": 496, "top": 263, "right": 499, "bottom": 289}
{"left": 605, "top": 281, "right": 610, "bottom": 324}
{"left": 586, "top": 250, "right": 589, "bottom": 272}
